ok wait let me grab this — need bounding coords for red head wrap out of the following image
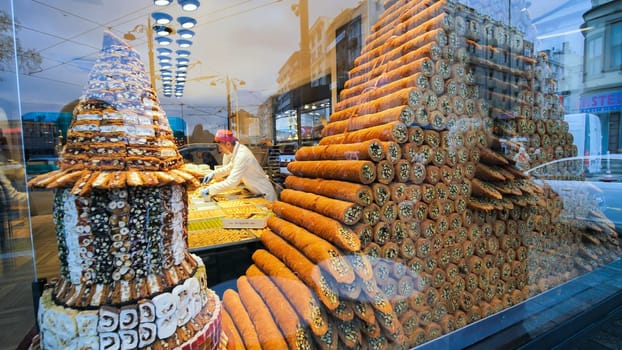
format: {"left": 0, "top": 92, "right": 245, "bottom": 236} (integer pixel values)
{"left": 214, "top": 129, "right": 237, "bottom": 143}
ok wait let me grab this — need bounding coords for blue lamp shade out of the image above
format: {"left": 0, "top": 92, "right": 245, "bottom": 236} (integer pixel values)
{"left": 157, "top": 47, "right": 172, "bottom": 56}
{"left": 153, "top": 25, "right": 173, "bottom": 36}
{"left": 176, "top": 57, "right": 190, "bottom": 65}
{"left": 160, "top": 69, "right": 173, "bottom": 76}
{"left": 176, "top": 39, "right": 192, "bottom": 48}
{"left": 154, "top": 0, "right": 173, "bottom": 6}
{"left": 178, "top": 0, "right": 199, "bottom": 11}
{"left": 176, "top": 50, "right": 191, "bottom": 57}
{"left": 158, "top": 55, "right": 172, "bottom": 63}
{"left": 152, "top": 12, "right": 173, "bottom": 25}
{"left": 156, "top": 36, "right": 173, "bottom": 45}
{"left": 160, "top": 62, "right": 173, "bottom": 69}
{"left": 177, "top": 16, "right": 197, "bottom": 28}
{"left": 176, "top": 64, "right": 189, "bottom": 71}
{"left": 178, "top": 29, "right": 195, "bottom": 39}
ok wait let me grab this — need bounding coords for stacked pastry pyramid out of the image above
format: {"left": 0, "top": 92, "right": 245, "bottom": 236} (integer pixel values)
{"left": 30, "top": 32, "right": 222, "bottom": 350}
{"left": 219, "top": 0, "right": 621, "bottom": 349}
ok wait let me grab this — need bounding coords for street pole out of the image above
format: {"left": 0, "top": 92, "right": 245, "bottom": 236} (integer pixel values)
{"left": 226, "top": 75, "right": 232, "bottom": 131}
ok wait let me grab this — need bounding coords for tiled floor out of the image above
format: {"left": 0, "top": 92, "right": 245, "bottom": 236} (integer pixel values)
{"left": 4, "top": 213, "right": 622, "bottom": 349}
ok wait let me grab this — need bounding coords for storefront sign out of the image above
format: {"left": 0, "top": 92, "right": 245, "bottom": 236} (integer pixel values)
{"left": 580, "top": 91, "right": 622, "bottom": 113}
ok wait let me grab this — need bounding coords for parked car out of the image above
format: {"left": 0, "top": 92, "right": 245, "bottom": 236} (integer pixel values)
{"left": 178, "top": 143, "right": 222, "bottom": 169}
{"left": 25, "top": 155, "right": 59, "bottom": 177}
{"left": 525, "top": 154, "right": 622, "bottom": 232}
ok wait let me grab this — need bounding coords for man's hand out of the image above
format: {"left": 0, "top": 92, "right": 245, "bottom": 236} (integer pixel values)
{"left": 200, "top": 187, "right": 211, "bottom": 201}
{"left": 202, "top": 171, "right": 214, "bottom": 184}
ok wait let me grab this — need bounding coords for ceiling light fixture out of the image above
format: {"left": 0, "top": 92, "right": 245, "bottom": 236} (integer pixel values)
{"left": 160, "top": 62, "right": 172, "bottom": 69}
{"left": 156, "top": 36, "right": 173, "bottom": 45}
{"left": 153, "top": 25, "right": 173, "bottom": 36}
{"left": 177, "top": 39, "right": 192, "bottom": 48}
{"left": 152, "top": 12, "right": 173, "bottom": 25}
{"left": 158, "top": 56, "right": 172, "bottom": 63}
{"left": 160, "top": 69, "right": 172, "bottom": 76}
{"left": 176, "top": 50, "right": 191, "bottom": 57}
{"left": 157, "top": 48, "right": 172, "bottom": 56}
{"left": 177, "top": 17, "right": 197, "bottom": 28}
{"left": 176, "top": 57, "right": 190, "bottom": 64}
{"left": 154, "top": 0, "right": 173, "bottom": 6}
{"left": 178, "top": 0, "right": 199, "bottom": 11}
{"left": 178, "top": 29, "right": 195, "bottom": 39}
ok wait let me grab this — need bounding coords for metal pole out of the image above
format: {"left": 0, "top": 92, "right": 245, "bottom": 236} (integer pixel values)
{"left": 147, "top": 17, "right": 156, "bottom": 90}
{"left": 226, "top": 75, "right": 232, "bottom": 131}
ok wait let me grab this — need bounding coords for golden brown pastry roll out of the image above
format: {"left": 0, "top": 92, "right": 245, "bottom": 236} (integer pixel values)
{"left": 48, "top": 169, "right": 87, "bottom": 188}
{"left": 335, "top": 319, "right": 362, "bottom": 349}
{"left": 362, "top": 203, "right": 381, "bottom": 226}
{"left": 236, "top": 276, "right": 288, "bottom": 349}
{"left": 28, "top": 168, "right": 64, "bottom": 188}
{"left": 287, "top": 160, "right": 376, "bottom": 184}
{"left": 371, "top": 183, "right": 391, "bottom": 207}
{"left": 287, "top": 159, "right": 376, "bottom": 184}
{"left": 271, "top": 201, "right": 360, "bottom": 252}
{"left": 279, "top": 189, "right": 362, "bottom": 225}
{"left": 394, "top": 159, "right": 411, "bottom": 183}
{"left": 310, "top": 315, "right": 339, "bottom": 350}
{"left": 318, "top": 121, "right": 409, "bottom": 145}
{"left": 222, "top": 290, "right": 262, "bottom": 350}
{"left": 330, "top": 299, "right": 355, "bottom": 322}
{"left": 221, "top": 309, "right": 246, "bottom": 350}
{"left": 470, "top": 178, "right": 503, "bottom": 200}
{"left": 322, "top": 106, "right": 415, "bottom": 137}
{"left": 376, "top": 160, "right": 396, "bottom": 185}
{"left": 251, "top": 250, "right": 329, "bottom": 336}
{"left": 372, "top": 221, "right": 391, "bottom": 246}
{"left": 475, "top": 163, "right": 506, "bottom": 181}
{"left": 410, "top": 162, "right": 426, "bottom": 184}
{"left": 294, "top": 139, "right": 385, "bottom": 162}
{"left": 284, "top": 175, "right": 373, "bottom": 206}
{"left": 267, "top": 217, "right": 355, "bottom": 287}
{"left": 245, "top": 265, "right": 315, "bottom": 350}
{"left": 380, "top": 141, "right": 402, "bottom": 164}
{"left": 346, "top": 251, "right": 374, "bottom": 281}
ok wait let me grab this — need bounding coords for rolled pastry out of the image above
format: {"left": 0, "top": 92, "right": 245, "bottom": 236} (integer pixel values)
{"left": 271, "top": 201, "right": 361, "bottom": 252}
{"left": 221, "top": 309, "right": 245, "bottom": 350}
{"left": 279, "top": 189, "right": 363, "bottom": 225}
{"left": 259, "top": 228, "right": 342, "bottom": 310}
{"left": 287, "top": 160, "right": 376, "bottom": 184}
{"left": 236, "top": 276, "right": 288, "bottom": 349}
{"left": 222, "top": 290, "right": 262, "bottom": 350}
{"left": 284, "top": 175, "right": 373, "bottom": 206}
{"left": 294, "top": 139, "right": 385, "bottom": 162}
{"left": 251, "top": 250, "right": 329, "bottom": 336}
{"left": 245, "top": 266, "right": 315, "bottom": 350}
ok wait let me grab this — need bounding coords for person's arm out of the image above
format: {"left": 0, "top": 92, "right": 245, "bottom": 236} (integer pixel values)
{"left": 206, "top": 155, "right": 247, "bottom": 195}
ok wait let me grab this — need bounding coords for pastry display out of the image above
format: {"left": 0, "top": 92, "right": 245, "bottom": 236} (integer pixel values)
{"left": 216, "top": 0, "right": 621, "bottom": 349}
{"left": 29, "top": 32, "right": 222, "bottom": 349}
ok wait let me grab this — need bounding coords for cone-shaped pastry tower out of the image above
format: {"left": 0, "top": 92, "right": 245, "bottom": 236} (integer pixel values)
{"left": 218, "top": 1, "right": 621, "bottom": 349}
{"left": 34, "top": 32, "right": 222, "bottom": 350}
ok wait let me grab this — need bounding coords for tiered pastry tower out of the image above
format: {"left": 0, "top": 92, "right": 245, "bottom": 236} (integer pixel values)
{"left": 29, "top": 32, "right": 222, "bottom": 350}
{"left": 219, "top": 0, "right": 621, "bottom": 349}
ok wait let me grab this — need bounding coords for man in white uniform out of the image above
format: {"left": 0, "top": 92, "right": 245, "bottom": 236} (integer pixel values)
{"left": 201, "top": 130, "right": 276, "bottom": 201}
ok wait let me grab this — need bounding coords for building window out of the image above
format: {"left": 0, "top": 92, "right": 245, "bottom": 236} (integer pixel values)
{"left": 607, "top": 21, "right": 622, "bottom": 71}
{"left": 586, "top": 34, "right": 603, "bottom": 76}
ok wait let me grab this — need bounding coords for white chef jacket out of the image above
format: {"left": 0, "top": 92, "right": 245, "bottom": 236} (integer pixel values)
{"left": 207, "top": 143, "right": 276, "bottom": 201}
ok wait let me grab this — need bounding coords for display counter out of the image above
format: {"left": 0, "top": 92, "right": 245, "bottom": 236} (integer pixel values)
{"left": 186, "top": 188, "right": 273, "bottom": 287}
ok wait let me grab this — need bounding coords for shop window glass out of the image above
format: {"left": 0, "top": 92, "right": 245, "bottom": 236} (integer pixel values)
{"left": 587, "top": 34, "right": 603, "bottom": 75}
{"left": 608, "top": 21, "right": 622, "bottom": 70}
{"left": 300, "top": 99, "right": 330, "bottom": 140}
{"left": 275, "top": 109, "right": 298, "bottom": 142}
